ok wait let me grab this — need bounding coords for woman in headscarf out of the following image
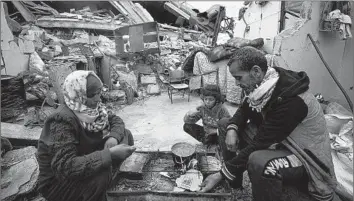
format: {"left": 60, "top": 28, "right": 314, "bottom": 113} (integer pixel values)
{"left": 37, "top": 70, "right": 136, "bottom": 201}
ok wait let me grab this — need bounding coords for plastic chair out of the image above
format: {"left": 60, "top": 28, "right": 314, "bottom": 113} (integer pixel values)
{"left": 167, "top": 69, "right": 189, "bottom": 104}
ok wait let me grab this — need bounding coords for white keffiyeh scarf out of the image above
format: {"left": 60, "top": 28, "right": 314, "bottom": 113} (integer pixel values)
{"left": 244, "top": 67, "right": 279, "bottom": 113}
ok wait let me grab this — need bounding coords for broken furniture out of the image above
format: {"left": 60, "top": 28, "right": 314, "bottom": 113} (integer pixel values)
{"left": 167, "top": 69, "right": 189, "bottom": 104}
{"left": 114, "top": 21, "right": 161, "bottom": 59}
{"left": 187, "top": 68, "right": 220, "bottom": 95}
{"left": 189, "top": 5, "right": 226, "bottom": 47}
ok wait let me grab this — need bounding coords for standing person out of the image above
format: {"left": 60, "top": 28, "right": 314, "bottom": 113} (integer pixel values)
{"left": 183, "top": 84, "right": 231, "bottom": 145}
{"left": 199, "top": 47, "right": 338, "bottom": 201}
{"left": 37, "top": 70, "right": 136, "bottom": 201}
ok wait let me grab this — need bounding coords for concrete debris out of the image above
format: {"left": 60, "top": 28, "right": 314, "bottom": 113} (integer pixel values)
{"left": 119, "top": 152, "right": 151, "bottom": 179}
{"left": 141, "top": 74, "right": 157, "bottom": 85}
{"left": 1, "top": 137, "right": 13, "bottom": 156}
{"left": 1, "top": 122, "right": 42, "bottom": 147}
{"left": 29, "top": 52, "right": 47, "bottom": 75}
{"left": 146, "top": 84, "right": 161, "bottom": 95}
{"left": 0, "top": 157, "right": 39, "bottom": 201}
{"left": 101, "top": 90, "right": 126, "bottom": 102}
{"left": 1, "top": 146, "right": 37, "bottom": 168}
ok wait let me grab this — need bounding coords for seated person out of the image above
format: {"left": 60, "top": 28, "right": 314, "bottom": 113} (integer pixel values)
{"left": 37, "top": 70, "right": 136, "bottom": 201}
{"left": 199, "top": 47, "right": 338, "bottom": 201}
{"left": 183, "top": 84, "right": 231, "bottom": 145}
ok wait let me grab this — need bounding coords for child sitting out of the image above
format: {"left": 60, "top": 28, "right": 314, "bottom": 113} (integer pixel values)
{"left": 183, "top": 84, "right": 231, "bottom": 145}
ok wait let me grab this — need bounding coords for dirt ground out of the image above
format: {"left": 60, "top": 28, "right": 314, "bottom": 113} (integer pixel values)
{"left": 112, "top": 92, "right": 238, "bottom": 151}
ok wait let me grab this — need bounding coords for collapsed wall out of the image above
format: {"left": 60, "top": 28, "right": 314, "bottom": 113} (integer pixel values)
{"left": 273, "top": 1, "right": 353, "bottom": 109}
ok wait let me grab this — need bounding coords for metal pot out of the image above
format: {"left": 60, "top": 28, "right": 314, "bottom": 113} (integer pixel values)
{"left": 171, "top": 142, "right": 196, "bottom": 170}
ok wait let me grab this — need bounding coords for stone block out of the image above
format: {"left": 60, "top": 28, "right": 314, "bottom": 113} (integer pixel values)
{"left": 140, "top": 74, "right": 156, "bottom": 85}
{"left": 2, "top": 146, "right": 37, "bottom": 168}
{"left": 146, "top": 84, "right": 160, "bottom": 95}
{"left": 1, "top": 157, "right": 39, "bottom": 201}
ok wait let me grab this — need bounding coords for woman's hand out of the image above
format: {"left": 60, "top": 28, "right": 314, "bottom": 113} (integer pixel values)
{"left": 109, "top": 144, "right": 136, "bottom": 161}
{"left": 105, "top": 137, "right": 118, "bottom": 149}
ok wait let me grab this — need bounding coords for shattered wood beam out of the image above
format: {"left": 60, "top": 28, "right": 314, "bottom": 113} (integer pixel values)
{"left": 164, "top": 2, "right": 190, "bottom": 20}
{"left": 40, "top": 2, "right": 59, "bottom": 15}
{"left": 135, "top": 3, "right": 154, "bottom": 22}
{"left": 170, "top": 1, "right": 197, "bottom": 17}
{"left": 118, "top": 1, "right": 144, "bottom": 24}
{"left": 158, "top": 23, "right": 202, "bottom": 34}
{"left": 109, "top": 1, "right": 129, "bottom": 18}
{"left": 11, "top": 1, "right": 35, "bottom": 22}
{"left": 130, "top": 2, "right": 149, "bottom": 23}
{"left": 36, "top": 18, "right": 128, "bottom": 31}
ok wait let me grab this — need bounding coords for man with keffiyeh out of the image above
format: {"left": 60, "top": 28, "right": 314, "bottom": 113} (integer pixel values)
{"left": 199, "top": 47, "right": 340, "bottom": 201}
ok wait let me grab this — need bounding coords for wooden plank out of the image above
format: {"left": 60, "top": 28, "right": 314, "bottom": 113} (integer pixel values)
{"left": 164, "top": 2, "right": 190, "bottom": 20}
{"left": 129, "top": 25, "right": 144, "bottom": 52}
{"left": 11, "top": 1, "right": 35, "bottom": 22}
{"left": 129, "top": 2, "right": 149, "bottom": 23}
{"left": 109, "top": 1, "right": 129, "bottom": 17}
{"left": 127, "top": 1, "right": 147, "bottom": 23}
{"left": 135, "top": 3, "right": 154, "bottom": 22}
{"left": 1, "top": 122, "right": 41, "bottom": 142}
{"left": 170, "top": 1, "right": 197, "bottom": 17}
{"left": 36, "top": 18, "right": 128, "bottom": 31}
{"left": 118, "top": 1, "right": 144, "bottom": 24}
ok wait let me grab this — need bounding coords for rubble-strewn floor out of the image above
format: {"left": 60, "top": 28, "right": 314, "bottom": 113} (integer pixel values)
{"left": 112, "top": 92, "right": 238, "bottom": 151}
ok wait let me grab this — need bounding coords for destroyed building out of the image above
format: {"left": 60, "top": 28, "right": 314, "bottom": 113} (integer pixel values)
{"left": 1, "top": 1, "right": 353, "bottom": 201}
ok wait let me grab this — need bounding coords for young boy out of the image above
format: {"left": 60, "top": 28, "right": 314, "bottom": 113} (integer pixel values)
{"left": 183, "top": 85, "right": 231, "bottom": 145}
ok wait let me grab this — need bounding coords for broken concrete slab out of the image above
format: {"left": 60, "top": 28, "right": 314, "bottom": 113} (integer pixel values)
{"left": 11, "top": 1, "right": 35, "bottom": 22}
{"left": 1, "top": 122, "right": 41, "bottom": 146}
{"left": 2, "top": 44, "right": 30, "bottom": 76}
{"left": 146, "top": 84, "right": 160, "bottom": 95}
{"left": 1, "top": 146, "right": 37, "bottom": 168}
{"left": 1, "top": 157, "right": 39, "bottom": 201}
{"left": 119, "top": 152, "right": 150, "bottom": 179}
{"left": 35, "top": 16, "right": 129, "bottom": 31}
{"left": 140, "top": 74, "right": 157, "bottom": 85}
{"left": 18, "top": 38, "right": 35, "bottom": 54}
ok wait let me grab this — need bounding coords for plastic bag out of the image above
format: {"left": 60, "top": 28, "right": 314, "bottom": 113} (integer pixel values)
{"left": 324, "top": 102, "right": 353, "bottom": 200}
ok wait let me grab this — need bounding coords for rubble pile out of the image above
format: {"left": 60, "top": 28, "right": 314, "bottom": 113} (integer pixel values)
{"left": 0, "top": 1, "right": 234, "bottom": 200}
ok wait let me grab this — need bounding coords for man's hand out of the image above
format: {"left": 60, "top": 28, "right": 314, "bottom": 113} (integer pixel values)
{"left": 225, "top": 129, "right": 239, "bottom": 152}
{"left": 109, "top": 144, "right": 136, "bottom": 161}
{"left": 198, "top": 172, "right": 223, "bottom": 193}
{"left": 104, "top": 137, "right": 118, "bottom": 149}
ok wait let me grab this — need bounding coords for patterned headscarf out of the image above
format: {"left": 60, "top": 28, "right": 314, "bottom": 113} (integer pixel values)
{"left": 63, "top": 70, "right": 109, "bottom": 132}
